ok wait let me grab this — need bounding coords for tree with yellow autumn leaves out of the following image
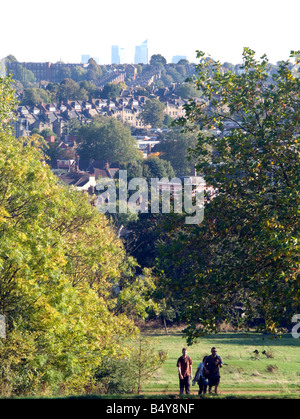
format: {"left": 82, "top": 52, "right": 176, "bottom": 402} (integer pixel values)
{"left": 0, "top": 76, "right": 157, "bottom": 395}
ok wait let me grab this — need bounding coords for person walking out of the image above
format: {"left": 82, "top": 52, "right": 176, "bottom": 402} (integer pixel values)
{"left": 177, "top": 348, "right": 193, "bottom": 394}
{"left": 204, "top": 347, "right": 223, "bottom": 395}
{"left": 192, "top": 355, "right": 209, "bottom": 395}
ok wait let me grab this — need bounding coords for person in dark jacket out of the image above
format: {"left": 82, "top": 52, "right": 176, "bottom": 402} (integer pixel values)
{"left": 204, "top": 347, "right": 223, "bottom": 395}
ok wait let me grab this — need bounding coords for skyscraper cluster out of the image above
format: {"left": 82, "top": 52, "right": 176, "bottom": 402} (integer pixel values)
{"left": 84, "top": 41, "right": 186, "bottom": 65}
{"left": 134, "top": 40, "right": 148, "bottom": 65}
{"left": 111, "top": 40, "right": 148, "bottom": 65}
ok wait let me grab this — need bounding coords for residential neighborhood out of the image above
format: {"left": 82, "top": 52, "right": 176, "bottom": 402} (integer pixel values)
{"left": 14, "top": 94, "right": 189, "bottom": 138}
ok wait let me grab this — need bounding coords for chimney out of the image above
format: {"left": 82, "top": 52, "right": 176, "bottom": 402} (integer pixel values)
{"left": 76, "top": 154, "right": 80, "bottom": 171}
{"left": 88, "top": 185, "right": 95, "bottom": 195}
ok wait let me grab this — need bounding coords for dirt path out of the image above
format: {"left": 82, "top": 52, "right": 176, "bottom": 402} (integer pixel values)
{"left": 143, "top": 389, "right": 300, "bottom": 396}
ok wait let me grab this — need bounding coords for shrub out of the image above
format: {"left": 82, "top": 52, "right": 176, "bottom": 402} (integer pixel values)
{"left": 94, "top": 357, "right": 136, "bottom": 394}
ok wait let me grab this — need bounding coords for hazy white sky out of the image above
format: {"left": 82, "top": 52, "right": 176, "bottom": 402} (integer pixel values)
{"left": 1, "top": 0, "right": 299, "bottom": 64}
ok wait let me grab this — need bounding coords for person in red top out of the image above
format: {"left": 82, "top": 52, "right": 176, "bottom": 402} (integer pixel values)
{"left": 177, "top": 348, "right": 193, "bottom": 394}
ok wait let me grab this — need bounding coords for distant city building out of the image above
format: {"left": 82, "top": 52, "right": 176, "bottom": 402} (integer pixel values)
{"left": 111, "top": 46, "right": 120, "bottom": 64}
{"left": 172, "top": 55, "right": 187, "bottom": 64}
{"left": 134, "top": 40, "right": 148, "bottom": 64}
{"left": 5, "top": 61, "right": 85, "bottom": 83}
{"left": 81, "top": 55, "right": 91, "bottom": 64}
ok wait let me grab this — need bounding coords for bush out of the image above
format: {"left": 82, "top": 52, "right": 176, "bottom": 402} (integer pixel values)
{"left": 94, "top": 358, "right": 136, "bottom": 394}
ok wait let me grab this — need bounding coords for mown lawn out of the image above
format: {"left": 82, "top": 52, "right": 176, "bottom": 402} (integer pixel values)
{"left": 4, "top": 328, "right": 299, "bottom": 400}
{"left": 140, "top": 327, "right": 300, "bottom": 397}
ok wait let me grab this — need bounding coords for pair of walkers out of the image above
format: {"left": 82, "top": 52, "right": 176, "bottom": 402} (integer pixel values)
{"left": 176, "top": 347, "right": 223, "bottom": 395}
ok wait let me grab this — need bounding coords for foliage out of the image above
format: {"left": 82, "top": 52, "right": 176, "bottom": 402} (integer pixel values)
{"left": 40, "top": 128, "right": 57, "bottom": 139}
{"left": 77, "top": 116, "right": 142, "bottom": 163}
{"left": 124, "top": 212, "right": 180, "bottom": 275}
{"left": 57, "top": 78, "right": 88, "bottom": 101}
{"left": 116, "top": 268, "right": 158, "bottom": 320}
{"left": 21, "top": 87, "right": 51, "bottom": 106}
{"left": 139, "top": 98, "right": 165, "bottom": 128}
{"left": 0, "top": 75, "right": 18, "bottom": 134}
{"left": 94, "top": 335, "right": 167, "bottom": 395}
{"left": 155, "top": 48, "right": 300, "bottom": 342}
{"left": 79, "top": 80, "right": 99, "bottom": 97}
{"left": 94, "top": 356, "right": 136, "bottom": 394}
{"left": 0, "top": 76, "right": 149, "bottom": 395}
{"left": 128, "top": 336, "right": 168, "bottom": 394}
{"left": 150, "top": 55, "right": 167, "bottom": 66}
{"left": 175, "top": 82, "right": 201, "bottom": 99}
{"left": 142, "top": 155, "right": 175, "bottom": 181}
{"left": 153, "top": 128, "right": 199, "bottom": 176}
{"left": 86, "top": 58, "right": 103, "bottom": 83}
{"left": 100, "top": 82, "right": 122, "bottom": 99}
{"left": 120, "top": 157, "right": 175, "bottom": 183}
{"left": 9, "top": 64, "right": 36, "bottom": 87}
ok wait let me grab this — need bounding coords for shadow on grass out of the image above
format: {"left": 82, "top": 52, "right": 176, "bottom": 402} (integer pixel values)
{"left": 143, "top": 331, "right": 300, "bottom": 348}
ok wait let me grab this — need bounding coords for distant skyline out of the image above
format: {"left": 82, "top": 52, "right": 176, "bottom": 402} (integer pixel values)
{"left": 1, "top": 0, "right": 299, "bottom": 65}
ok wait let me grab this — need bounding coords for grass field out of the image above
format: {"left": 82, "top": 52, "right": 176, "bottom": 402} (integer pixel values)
{"left": 140, "top": 326, "right": 300, "bottom": 397}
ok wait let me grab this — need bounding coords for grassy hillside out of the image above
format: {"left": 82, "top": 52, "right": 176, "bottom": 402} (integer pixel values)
{"left": 141, "top": 327, "right": 300, "bottom": 396}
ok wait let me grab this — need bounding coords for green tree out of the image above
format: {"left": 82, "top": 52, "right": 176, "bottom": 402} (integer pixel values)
{"left": 94, "top": 335, "right": 167, "bottom": 395}
{"left": 58, "top": 78, "right": 87, "bottom": 101}
{"left": 10, "top": 64, "right": 36, "bottom": 87}
{"left": 77, "top": 116, "right": 142, "bottom": 163}
{"left": 79, "top": 80, "right": 99, "bottom": 97}
{"left": 128, "top": 336, "right": 168, "bottom": 394}
{"left": 45, "top": 82, "right": 60, "bottom": 102}
{"left": 175, "top": 64, "right": 187, "bottom": 78}
{"left": 0, "top": 131, "right": 138, "bottom": 394}
{"left": 142, "top": 155, "right": 175, "bottom": 181}
{"left": 0, "top": 75, "right": 18, "bottom": 134}
{"left": 5, "top": 55, "right": 18, "bottom": 63}
{"left": 22, "top": 87, "right": 50, "bottom": 105}
{"left": 86, "top": 58, "right": 103, "bottom": 82}
{"left": 100, "top": 82, "right": 122, "bottom": 99}
{"left": 175, "top": 82, "right": 201, "bottom": 99}
{"left": 57, "top": 66, "right": 72, "bottom": 81}
{"left": 125, "top": 212, "right": 171, "bottom": 271}
{"left": 139, "top": 98, "right": 165, "bottom": 128}
{"left": 71, "top": 65, "right": 86, "bottom": 82}
{"left": 165, "top": 66, "right": 184, "bottom": 83}
{"left": 154, "top": 129, "right": 199, "bottom": 176}
{"left": 150, "top": 54, "right": 167, "bottom": 66}
{"left": 158, "top": 48, "right": 300, "bottom": 342}
{"left": 177, "top": 59, "right": 189, "bottom": 65}
{"left": 0, "top": 76, "right": 150, "bottom": 395}
{"left": 160, "top": 70, "right": 173, "bottom": 88}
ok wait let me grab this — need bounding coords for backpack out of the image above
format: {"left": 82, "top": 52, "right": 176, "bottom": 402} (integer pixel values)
{"left": 194, "top": 367, "right": 201, "bottom": 383}
{"left": 202, "top": 357, "right": 210, "bottom": 378}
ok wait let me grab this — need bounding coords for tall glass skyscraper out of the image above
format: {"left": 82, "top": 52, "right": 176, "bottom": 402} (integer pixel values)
{"left": 134, "top": 40, "right": 148, "bottom": 64}
{"left": 111, "top": 45, "right": 120, "bottom": 64}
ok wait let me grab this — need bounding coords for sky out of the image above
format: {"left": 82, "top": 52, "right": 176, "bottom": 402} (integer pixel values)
{"left": 1, "top": 0, "right": 299, "bottom": 65}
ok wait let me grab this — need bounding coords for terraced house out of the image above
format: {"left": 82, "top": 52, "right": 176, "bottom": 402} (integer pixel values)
{"left": 14, "top": 94, "right": 187, "bottom": 139}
